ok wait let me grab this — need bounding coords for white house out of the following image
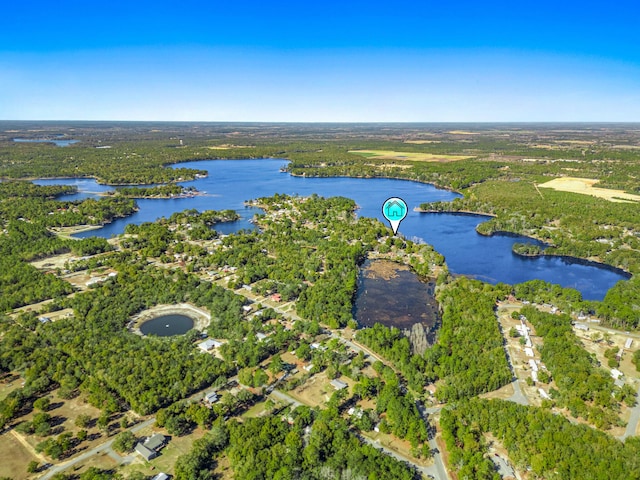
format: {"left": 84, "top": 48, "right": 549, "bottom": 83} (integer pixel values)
{"left": 198, "top": 339, "right": 222, "bottom": 352}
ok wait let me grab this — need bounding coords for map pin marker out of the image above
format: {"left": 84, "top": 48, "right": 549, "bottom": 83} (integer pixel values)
{"left": 382, "top": 197, "right": 408, "bottom": 235}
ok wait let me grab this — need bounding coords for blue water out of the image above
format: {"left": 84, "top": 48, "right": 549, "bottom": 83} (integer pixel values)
{"left": 13, "top": 138, "right": 79, "bottom": 147}
{"left": 34, "top": 159, "right": 629, "bottom": 300}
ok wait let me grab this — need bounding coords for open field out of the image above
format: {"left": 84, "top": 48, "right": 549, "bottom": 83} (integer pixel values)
{"left": 538, "top": 177, "right": 640, "bottom": 203}
{"left": 348, "top": 150, "right": 471, "bottom": 162}
{"left": 0, "top": 432, "right": 42, "bottom": 479}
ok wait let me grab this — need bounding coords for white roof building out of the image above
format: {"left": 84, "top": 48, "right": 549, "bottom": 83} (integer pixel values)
{"left": 625, "top": 338, "right": 633, "bottom": 349}
{"left": 538, "top": 388, "right": 551, "bottom": 400}
{"left": 204, "top": 391, "right": 219, "bottom": 404}
{"left": 330, "top": 379, "right": 348, "bottom": 390}
{"left": 529, "top": 359, "right": 539, "bottom": 372}
{"left": 611, "top": 369, "right": 623, "bottom": 379}
{"left": 524, "top": 347, "right": 534, "bottom": 357}
{"left": 198, "top": 339, "right": 222, "bottom": 352}
{"left": 531, "top": 370, "right": 539, "bottom": 383}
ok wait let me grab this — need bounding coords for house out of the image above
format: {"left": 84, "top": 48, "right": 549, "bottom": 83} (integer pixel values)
{"left": 198, "top": 339, "right": 222, "bottom": 352}
{"left": 529, "top": 359, "right": 539, "bottom": 372}
{"left": 347, "top": 407, "right": 363, "bottom": 419}
{"left": 204, "top": 391, "right": 219, "bottom": 405}
{"left": 538, "top": 388, "right": 551, "bottom": 400}
{"left": 144, "top": 433, "right": 167, "bottom": 452}
{"left": 575, "top": 323, "right": 589, "bottom": 331}
{"left": 135, "top": 443, "right": 157, "bottom": 461}
{"left": 531, "top": 370, "right": 539, "bottom": 383}
{"left": 256, "top": 332, "right": 268, "bottom": 342}
{"left": 303, "top": 364, "right": 314, "bottom": 372}
{"left": 384, "top": 199, "right": 406, "bottom": 219}
{"left": 151, "top": 474, "right": 169, "bottom": 480}
{"left": 38, "top": 316, "right": 51, "bottom": 324}
{"left": 330, "top": 379, "right": 348, "bottom": 390}
{"left": 271, "top": 293, "right": 282, "bottom": 302}
{"left": 242, "top": 305, "right": 253, "bottom": 313}
{"left": 524, "top": 347, "right": 534, "bottom": 357}
{"left": 625, "top": 338, "right": 633, "bottom": 349}
{"left": 611, "top": 369, "right": 623, "bottom": 380}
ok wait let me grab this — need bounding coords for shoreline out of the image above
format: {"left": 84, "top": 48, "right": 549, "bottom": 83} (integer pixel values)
{"left": 510, "top": 250, "right": 632, "bottom": 278}
{"left": 128, "top": 303, "right": 211, "bottom": 337}
{"left": 414, "top": 207, "right": 497, "bottom": 218}
{"left": 9, "top": 161, "right": 635, "bottom": 281}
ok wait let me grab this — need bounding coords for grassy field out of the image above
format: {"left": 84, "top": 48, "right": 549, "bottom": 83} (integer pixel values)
{"left": 0, "top": 432, "right": 42, "bottom": 479}
{"left": 538, "top": 177, "right": 640, "bottom": 203}
{"left": 348, "top": 150, "right": 471, "bottom": 162}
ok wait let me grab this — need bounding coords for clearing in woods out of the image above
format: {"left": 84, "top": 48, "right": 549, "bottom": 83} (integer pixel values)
{"left": 348, "top": 150, "right": 471, "bottom": 162}
{"left": 538, "top": 177, "right": 640, "bottom": 203}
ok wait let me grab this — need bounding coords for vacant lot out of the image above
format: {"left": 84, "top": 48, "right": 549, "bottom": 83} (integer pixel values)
{"left": 290, "top": 372, "right": 338, "bottom": 407}
{"left": 348, "top": 150, "right": 471, "bottom": 162}
{"left": 0, "top": 432, "right": 41, "bottom": 479}
{"left": 538, "top": 177, "right": 640, "bottom": 203}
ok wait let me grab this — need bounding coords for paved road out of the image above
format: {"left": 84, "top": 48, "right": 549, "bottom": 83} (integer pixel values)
{"left": 416, "top": 403, "right": 449, "bottom": 480}
{"left": 357, "top": 432, "right": 438, "bottom": 480}
{"left": 490, "top": 453, "right": 517, "bottom": 478}
{"left": 40, "top": 418, "right": 156, "bottom": 480}
{"left": 620, "top": 383, "right": 640, "bottom": 441}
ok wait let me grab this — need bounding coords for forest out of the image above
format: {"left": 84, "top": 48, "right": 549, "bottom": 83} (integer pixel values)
{"left": 2, "top": 123, "right": 640, "bottom": 479}
{"left": 441, "top": 398, "right": 640, "bottom": 480}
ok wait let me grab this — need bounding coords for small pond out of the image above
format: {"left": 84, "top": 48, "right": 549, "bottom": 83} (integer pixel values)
{"left": 139, "top": 314, "right": 195, "bottom": 337}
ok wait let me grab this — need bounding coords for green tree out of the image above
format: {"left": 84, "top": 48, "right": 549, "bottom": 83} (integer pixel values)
{"left": 112, "top": 431, "right": 136, "bottom": 453}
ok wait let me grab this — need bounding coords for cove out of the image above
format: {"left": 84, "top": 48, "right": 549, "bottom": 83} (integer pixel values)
{"left": 34, "top": 158, "right": 629, "bottom": 300}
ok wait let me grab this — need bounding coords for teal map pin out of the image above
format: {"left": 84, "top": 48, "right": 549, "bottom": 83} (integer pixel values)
{"left": 382, "top": 197, "right": 408, "bottom": 235}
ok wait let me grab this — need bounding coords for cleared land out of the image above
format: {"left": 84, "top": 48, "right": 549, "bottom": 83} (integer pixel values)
{"left": 348, "top": 150, "right": 471, "bottom": 162}
{"left": 538, "top": 177, "right": 640, "bottom": 203}
{"left": 0, "top": 432, "right": 41, "bottom": 480}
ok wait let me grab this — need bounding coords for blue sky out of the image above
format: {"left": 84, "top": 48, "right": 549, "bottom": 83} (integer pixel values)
{"left": 1, "top": 1, "right": 639, "bottom": 121}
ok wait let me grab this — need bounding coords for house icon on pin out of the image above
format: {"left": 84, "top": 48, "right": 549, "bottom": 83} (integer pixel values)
{"left": 385, "top": 200, "right": 405, "bottom": 219}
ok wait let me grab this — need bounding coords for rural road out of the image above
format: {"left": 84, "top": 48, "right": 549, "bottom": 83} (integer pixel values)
{"left": 269, "top": 389, "right": 304, "bottom": 408}
{"left": 620, "top": 383, "right": 640, "bottom": 441}
{"left": 39, "top": 417, "right": 156, "bottom": 480}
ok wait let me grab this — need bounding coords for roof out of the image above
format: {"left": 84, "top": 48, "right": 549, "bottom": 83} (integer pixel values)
{"left": 144, "top": 433, "right": 167, "bottom": 451}
{"left": 205, "top": 391, "right": 219, "bottom": 403}
{"left": 198, "top": 339, "right": 222, "bottom": 350}
{"left": 528, "top": 359, "right": 538, "bottom": 372}
{"left": 135, "top": 443, "right": 156, "bottom": 460}
{"left": 152, "top": 474, "right": 169, "bottom": 480}
{"left": 330, "top": 379, "right": 348, "bottom": 390}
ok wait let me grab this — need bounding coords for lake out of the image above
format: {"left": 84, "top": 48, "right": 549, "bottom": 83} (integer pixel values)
{"left": 13, "top": 138, "right": 79, "bottom": 147}
{"left": 34, "top": 158, "right": 630, "bottom": 300}
{"left": 139, "top": 314, "right": 194, "bottom": 337}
